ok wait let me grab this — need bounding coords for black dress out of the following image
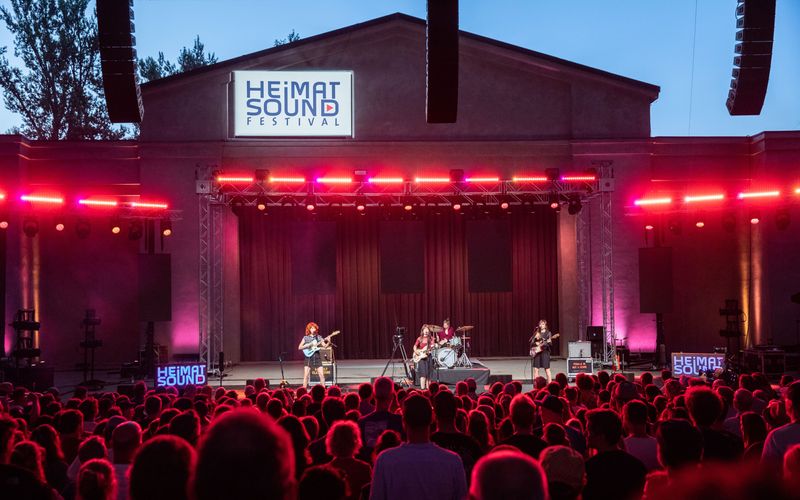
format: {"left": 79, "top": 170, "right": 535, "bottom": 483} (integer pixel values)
{"left": 303, "top": 335, "right": 323, "bottom": 368}
{"left": 532, "top": 330, "right": 552, "bottom": 368}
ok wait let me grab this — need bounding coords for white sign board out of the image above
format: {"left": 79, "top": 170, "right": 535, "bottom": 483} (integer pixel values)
{"left": 232, "top": 71, "right": 353, "bottom": 137}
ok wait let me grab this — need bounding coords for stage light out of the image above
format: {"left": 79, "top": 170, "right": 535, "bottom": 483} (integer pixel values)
{"left": 55, "top": 222, "right": 65, "bottom": 232}
{"left": 561, "top": 175, "right": 597, "bottom": 182}
{"left": 403, "top": 198, "right": 413, "bottom": 211}
{"left": 634, "top": 197, "right": 672, "bottom": 206}
{"left": 414, "top": 177, "right": 450, "bottom": 183}
{"left": 695, "top": 221, "right": 705, "bottom": 228}
{"left": 216, "top": 175, "right": 254, "bottom": 183}
{"left": 465, "top": 177, "right": 499, "bottom": 183}
{"left": 78, "top": 199, "right": 118, "bottom": 207}
{"left": 750, "top": 210, "right": 761, "bottom": 225}
{"left": 305, "top": 196, "right": 316, "bottom": 211}
{"left": 75, "top": 219, "right": 91, "bottom": 239}
{"left": 685, "top": 194, "right": 725, "bottom": 203}
{"left": 23, "top": 217, "right": 39, "bottom": 237}
{"left": 498, "top": 195, "right": 510, "bottom": 210}
{"left": 110, "top": 218, "right": 121, "bottom": 234}
{"left": 355, "top": 196, "right": 366, "bottom": 211}
{"left": 645, "top": 224, "right": 654, "bottom": 231}
{"left": 129, "top": 220, "right": 143, "bottom": 240}
{"left": 548, "top": 192, "right": 560, "bottom": 210}
{"left": 738, "top": 190, "right": 780, "bottom": 200}
{"left": 775, "top": 209, "right": 790, "bottom": 230}
{"left": 512, "top": 176, "right": 548, "bottom": 182}
{"left": 269, "top": 176, "right": 306, "bottom": 183}
{"left": 750, "top": 217, "right": 760, "bottom": 225}
{"left": 0, "top": 193, "right": 5, "bottom": 200}
{"left": 256, "top": 197, "right": 267, "bottom": 211}
{"left": 20, "top": 194, "right": 64, "bottom": 205}
{"left": 316, "top": 177, "right": 352, "bottom": 184}
{"left": 668, "top": 218, "right": 681, "bottom": 235}
{"left": 567, "top": 195, "right": 582, "bottom": 215}
{"left": 0, "top": 221, "right": 7, "bottom": 229}
{"left": 161, "top": 219, "right": 173, "bottom": 237}
{"left": 722, "top": 212, "right": 736, "bottom": 232}
{"left": 130, "top": 201, "right": 168, "bottom": 209}
{"left": 368, "top": 177, "right": 404, "bottom": 184}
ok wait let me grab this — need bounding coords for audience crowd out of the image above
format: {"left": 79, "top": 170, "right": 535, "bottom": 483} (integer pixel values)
{"left": 2, "top": 369, "right": 800, "bottom": 499}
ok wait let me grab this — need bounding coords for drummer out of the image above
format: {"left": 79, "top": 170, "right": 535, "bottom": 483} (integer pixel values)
{"left": 438, "top": 318, "right": 456, "bottom": 344}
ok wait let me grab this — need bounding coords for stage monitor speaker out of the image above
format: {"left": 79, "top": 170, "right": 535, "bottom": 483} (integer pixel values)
{"left": 638, "top": 247, "right": 673, "bottom": 314}
{"left": 97, "top": 0, "right": 143, "bottom": 123}
{"left": 426, "top": 0, "right": 459, "bottom": 123}
{"left": 726, "top": 0, "right": 775, "bottom": 116}
{"left": 139, "top": 254, "right": 172, "bottom": 322}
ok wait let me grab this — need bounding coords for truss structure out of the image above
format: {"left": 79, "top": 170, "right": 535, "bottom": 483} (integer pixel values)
{"left": 196, "top": 171, "right": 616, "bottom": 369}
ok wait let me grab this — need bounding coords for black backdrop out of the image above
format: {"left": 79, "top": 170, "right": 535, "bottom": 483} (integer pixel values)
{"left": 239, "top": 207, "right": 559, "bottom": 361}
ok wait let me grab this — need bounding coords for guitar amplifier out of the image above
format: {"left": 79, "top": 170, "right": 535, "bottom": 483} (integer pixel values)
{"left": 568, "top": 341, "right": 592, "bottom": 358}
{"left": 319, "top": 348, "right": 334, "bottom": 364}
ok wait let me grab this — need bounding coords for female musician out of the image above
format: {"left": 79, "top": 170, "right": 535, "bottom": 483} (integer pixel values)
{"left": 298, "top": 322, "right": 328, "bottom": 388}
{"left": 531, "top": 319, "right": 553, "bottom": 383}
{"left": 413, "top": 325, "right": 435, "bottom": 389}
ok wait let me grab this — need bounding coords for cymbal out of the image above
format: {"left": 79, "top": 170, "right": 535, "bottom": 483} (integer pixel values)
{"left": 456, "top": 325, "right": 474, "bottom": 332}
{"left": 426, "top": 324, "right": 444, "bottom": 332}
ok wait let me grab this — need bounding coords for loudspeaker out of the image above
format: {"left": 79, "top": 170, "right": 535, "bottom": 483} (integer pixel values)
{"left": 139, "top": 254, "right": 172, "bottom": 322}
{"left": 426, "top": 0, "right": 459, "bottom": 123}
{"left": 638, "top": 247, "right": 673, "bottom": 314}
{"left": 97, "top": 0, "right": 143, "bottom": 123}
{"left": 587, "top": 326, "right": 605, "bottom": 341}
{"left": 726, "top": 0, "right": 775, "bottom": 116}
{"left": 488, "top": 374, "right": 512, "bottom": 384}
{"left": 218, "top": 352, "right": 225, "bottom": 373}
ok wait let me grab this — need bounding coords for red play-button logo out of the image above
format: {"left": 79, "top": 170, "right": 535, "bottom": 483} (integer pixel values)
{"left": 326, "top": 104, "right": 334, "bottom": 112}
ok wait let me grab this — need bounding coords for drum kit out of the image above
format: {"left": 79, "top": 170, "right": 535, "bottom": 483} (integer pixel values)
{"left": 425, "top": 324, "right": 474, "bottom": 369}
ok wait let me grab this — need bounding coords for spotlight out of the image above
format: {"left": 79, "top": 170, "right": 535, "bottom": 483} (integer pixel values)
{"left": 110, "top": 218, "right": 121, "bottom": 234}
{"left": 129, "top": 220, "right": 143, "bottom": 240}
{"left": 749, "top": 210, "right": 761, "bottom": 225}
{"left": 305, "top": 196, "right": 316, "bottom": 211}
{"left": 695, "top": 221, "right": 705, "bottom": 228}
{"left": 567, "top": 195, "right": 582, "bottom": 215}
{"left": 403, "top": 198, "right": 413, "bottom": 211}
{"left": 75, "top": 219, "right": 91, "bottom": 239}
{"left": 722, "top": 212, "right": 736, "bottom": 232}
{"left": 452, "top": 200, "right": 462, "bottom": 211}
{"left": 498, "top": 195, "right": 510, "bottom": 210}
{"left": 23, "top": 217, "right": 39, "bottom": 237}
{"left": 0, "top": 220, "right": 7, "bottom": 230}
{"left": 161, "top": 218, "right": 172, "bottom": 237}
{"left": 645, "top": 224, "right": 654, "bottom": 231}
{"left": 750, "top": 217, "right": 760, "bottom": 225}
{"left": 256, "top": 196, "right": 267, "bottom": 211}
{"left": 548, "top": 192, "right": 560, "bottom": 210}
{"left": 668, "top": 218, "right": 681, "bottom": 235}
{"left": 55, "top": 222, "right": 65, "bottom": 232}
{"left": 355, "top": 196, "right": 366, "bottom": 212}
{"left": 775, "top": 208, "right": 790, "bottom": 230}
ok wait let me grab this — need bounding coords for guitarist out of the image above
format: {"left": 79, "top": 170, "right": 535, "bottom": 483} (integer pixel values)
{"left": 530, "top": 319, "right": 555, "bottom": 383}
{"left": 299, "top": 322, "right": 329, "bottom": 388}
{"left": 413, "top": 326, "right": 435, "bottom": 390}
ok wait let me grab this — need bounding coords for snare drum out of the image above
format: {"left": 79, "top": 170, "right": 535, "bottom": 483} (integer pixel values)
{"left": 436, "top": 348, "right": 456, "bottom": 368}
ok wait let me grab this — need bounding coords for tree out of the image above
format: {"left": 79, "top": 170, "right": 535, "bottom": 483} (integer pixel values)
{"left": 138, "top": 36, "right": 217, "bottom": 82}
{"left": 274, "top": 30, "right": 301, "bottom": 47}
{"left": 0, "top": 0, "right": 125, "bottom": 140}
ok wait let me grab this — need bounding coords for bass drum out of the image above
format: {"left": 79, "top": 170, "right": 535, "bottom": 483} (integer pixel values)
{"left": 436, "top": 348, "right": 456, "bottom": 369}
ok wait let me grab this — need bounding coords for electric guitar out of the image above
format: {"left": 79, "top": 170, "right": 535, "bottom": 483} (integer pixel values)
{"left": 530, "top": 333, "right": 560, "bottom": 356}
{"left": 412, "top": 346, "right": 431, "bottom": 363}
{"left": 302, "top": 331, "right": 340, "bottom": 357}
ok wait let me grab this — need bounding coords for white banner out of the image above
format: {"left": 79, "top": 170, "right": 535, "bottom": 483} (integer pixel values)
{"left": 232, "top": 70, "right": 353, "bottom": 137}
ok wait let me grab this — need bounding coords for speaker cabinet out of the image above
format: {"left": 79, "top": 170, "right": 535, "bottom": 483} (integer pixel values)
{"left": 97, "top": 0, "right": 143, "bottom": 123}
{"left": 639, "top": 247, "right": 673, "bottom": 314}
{"left": 426, "top": 0, "right": 459, "bottom": 123}
{"left": 726, "top": 0, "right": 775, "bottom": 115}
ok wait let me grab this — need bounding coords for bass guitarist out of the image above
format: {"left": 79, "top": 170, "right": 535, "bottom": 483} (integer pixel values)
{"left": 299, "top": 322, "right": 329, "bottom": 388}
{"left": 530, "top": 319, "right": 558, "bottom": 383}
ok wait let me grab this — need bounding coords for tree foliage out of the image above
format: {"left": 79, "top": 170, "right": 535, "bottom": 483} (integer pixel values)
{"left": 274, "top": 29, "right": 301, "bottom": 47}
{"left": 0, "top": 0, "right": 125, "bottom": 139}
{"left": 139, "top": 35, "right": 217, "bottom": 82}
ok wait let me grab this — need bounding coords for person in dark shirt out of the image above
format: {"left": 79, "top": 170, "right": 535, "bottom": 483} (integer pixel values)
{"left": 500, "top": 395, "right": 547, "bottom": 460}
{"left": 358, "top": 377, "right": 403, "bottom": 461}
{"left": 539, "top": 394, "right": 586, "bottom": 456}
{"left": 686, "top": 387, "right": 743, "bottom": 462}
{"left": 431, "top": 390, "right": 483, "bottom": 482}
{"left": 583, "top": 409, "right": 646, "bottom": 500}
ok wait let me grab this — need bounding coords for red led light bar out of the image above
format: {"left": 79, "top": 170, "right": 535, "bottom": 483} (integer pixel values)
{"left": 633, "top": 197, "right": 672, "bottom": 206}
{"left": 316, "top": 177, "right": 352, "bottom": 184}
{"left": 268, "top": 176, "right": 306, "bottom": 183}
{"left": 512, "top": 176, "right": 549, "bottom": 182}
{"left": 20, "top": 194, "right": 64, "bottom": 204}
{"left": 465, "top": 177, "right": 500, "bottom": 183}
{"left": 130, "top": 201, "right": 168, "bottom": 209}
{"left": 560, "top": 175, "right": 597, "bottom": 182}
{"left": 368, "top": 177, "right": 404, "bottom": 184}
{"left": 684, "top": 194, "right": 725, "bottom": 203}
{"left": 414, "top": 177, "right": 450, "bottom": 183}
{"left": 78, "top": 199, "right": 118, "bottom": 207}
{"left": 737, "top": 190, "right": 780, "bottom": 200}
{"left": 216, "top": 176, "right": 254, "bottom": 183}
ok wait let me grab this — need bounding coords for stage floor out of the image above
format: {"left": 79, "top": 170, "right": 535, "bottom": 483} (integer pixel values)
{"left": 49, "top": 356, "right": 646, "bottom": 394}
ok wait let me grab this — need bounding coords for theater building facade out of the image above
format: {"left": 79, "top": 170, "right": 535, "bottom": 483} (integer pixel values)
{"left": 1, "top": 14, "right": 799, "bottom": 370}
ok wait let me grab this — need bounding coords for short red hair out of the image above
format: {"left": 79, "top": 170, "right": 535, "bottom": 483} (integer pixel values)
{"left": 305, "top": 322, "right": 319, "bottom": 336}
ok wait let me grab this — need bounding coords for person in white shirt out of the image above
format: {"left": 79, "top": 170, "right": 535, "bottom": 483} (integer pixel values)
{"left": 622, "top": 400, "right": 660, "bottom": 471}
{"left": 370, "top": 394, "right": 466, "bottom": 500}
{"left": 762, "top": 381, "right": 800, "bottom": 472}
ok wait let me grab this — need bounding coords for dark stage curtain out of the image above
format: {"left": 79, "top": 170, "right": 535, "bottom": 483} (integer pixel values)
{"left": 239, "top": 208, "right": 559, "bottom": 361}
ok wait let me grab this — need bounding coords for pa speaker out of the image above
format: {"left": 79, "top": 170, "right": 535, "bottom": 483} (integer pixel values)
{"left": 426, "top": 0, "right": 459, "bottom": 123}
{"left": 97, "top": 0, "right": 143, "bottom": 123}
{"left": 638, "top": 247, "right": 673, "bottom": 314}
{"left": 139, "top": 254, "right": 172, "bottom": 322}
{"left": 726, "top": 0, "right": 775, "bottom": 116}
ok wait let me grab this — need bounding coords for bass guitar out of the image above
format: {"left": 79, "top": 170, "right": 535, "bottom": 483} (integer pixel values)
{"left": 302, "top": 331, "right": 340, "bottom": 357}
{"left": 530, "top": 333, "right": 560, "bottom": 356}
